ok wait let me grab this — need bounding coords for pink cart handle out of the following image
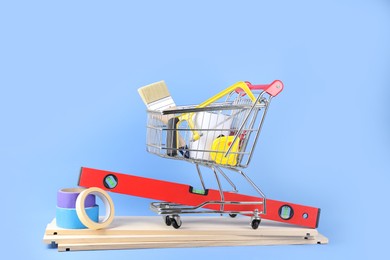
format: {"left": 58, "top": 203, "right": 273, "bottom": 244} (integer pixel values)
{"left": 244, "top": 80, "right": 284, "bottom": 97}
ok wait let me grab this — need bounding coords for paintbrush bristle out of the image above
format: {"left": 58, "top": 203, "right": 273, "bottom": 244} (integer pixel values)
{"left": 138, "top": 80, "right": 171, "bottom": 105}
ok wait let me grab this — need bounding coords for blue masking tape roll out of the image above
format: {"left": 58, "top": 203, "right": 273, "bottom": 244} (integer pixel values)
{"left": 56, "top": 205, "right": 99, "bottom": 229}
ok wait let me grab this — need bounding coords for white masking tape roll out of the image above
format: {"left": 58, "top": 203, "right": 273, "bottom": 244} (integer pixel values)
{"left": 76, "top": 187, "right": 115, "bottom": 230}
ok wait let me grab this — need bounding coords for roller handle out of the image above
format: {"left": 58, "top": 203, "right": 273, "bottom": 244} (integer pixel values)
{"left": 167, "top": 117, "right": 179, "bottom": 156}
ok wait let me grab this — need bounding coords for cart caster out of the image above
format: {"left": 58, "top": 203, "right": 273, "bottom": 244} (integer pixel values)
{"left": 164, "top": 215, "right": 172, "bottom": 226}
{"left": 229, "top": 214, "right": 237, "bottom": 218}
{"left": 170, "top": 215, "right": 182, "bottom": 229}
{"left": 250, "top": 218, "right": 261, "bottom": 229}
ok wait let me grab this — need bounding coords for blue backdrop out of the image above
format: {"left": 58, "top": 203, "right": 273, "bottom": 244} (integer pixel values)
{"left": 1, "top": 0, "right": 389, "bottom": 259}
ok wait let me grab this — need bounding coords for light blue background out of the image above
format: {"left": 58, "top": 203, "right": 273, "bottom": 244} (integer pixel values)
{"left": 1, "top": 0, "right": 389, "bottom": 259}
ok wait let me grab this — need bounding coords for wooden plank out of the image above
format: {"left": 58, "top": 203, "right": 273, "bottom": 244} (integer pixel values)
{"left": 44, "top": 216, "right": 318, "bottom": 238}
{"left": 45, "top": 234, "right": 310, "bottom": 244}
{"left": 56, "top": 234, "right": 328, "bottom": 251}
{"left": 44, "top": 232, "right": 321, "bottom": 244}
{"left": 43, "top": 216, "right": 328, "bottom": 251}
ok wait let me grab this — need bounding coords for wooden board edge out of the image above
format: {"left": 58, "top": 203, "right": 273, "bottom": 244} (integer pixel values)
{"left": 44, "top": 233, "right": 318, "bottom": 245}
{"left": 57, "top": 236, "right": 328, "bottom": 252}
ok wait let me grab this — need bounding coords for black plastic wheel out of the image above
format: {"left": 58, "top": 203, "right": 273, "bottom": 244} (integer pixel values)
{"left": 251, "top": 219, "right": 261, "bottom": 229}
{"left": 170, "top": 216, "right": 182, "bottom": 229}
{"left": 171, "top": 218, "right": 181, "bottom": 229}
{"left": 229, "top": 214, "right": 237, "bottom": 218}
{"left": 164, "top": 216, "right": 172, "bottom": 226}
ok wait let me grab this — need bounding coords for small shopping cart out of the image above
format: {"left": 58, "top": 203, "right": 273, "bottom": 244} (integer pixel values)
{"left": 146, "top": 80, "right": 283, "bottom": 229}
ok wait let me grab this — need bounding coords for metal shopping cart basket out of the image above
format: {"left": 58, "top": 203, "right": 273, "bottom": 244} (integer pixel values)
{"left": 146, "top": 80, "right": 283, "bottom": 229}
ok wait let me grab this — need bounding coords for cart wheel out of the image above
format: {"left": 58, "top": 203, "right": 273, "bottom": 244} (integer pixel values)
{"left": 164, "top": 215, "right": 172, "bottom": 226}
{"left": 229, "top": 214, "right": 237, "bottom": 218}
{"left": 170, "top": 215, "right": 182, "bottom": 229}
{"left": 251, "top": 219, "right": 261, "bottom": 230}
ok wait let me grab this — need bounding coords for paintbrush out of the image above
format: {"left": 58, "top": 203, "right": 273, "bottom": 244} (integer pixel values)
{"left": 138, "top": 80, "right": 176, "bottom": 111}
{"left": 138, "top": 81, "right": 188, "bottom": 157}
{"left": 138, "top": 80, "right": 176, "bottom": 125}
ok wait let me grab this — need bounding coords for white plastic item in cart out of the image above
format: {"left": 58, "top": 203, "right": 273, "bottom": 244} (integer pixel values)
{"left": 189, "top": 112, "right": 232, "bottom": 161}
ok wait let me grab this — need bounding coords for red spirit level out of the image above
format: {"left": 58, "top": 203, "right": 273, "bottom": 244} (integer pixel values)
{"left": 79, "top": 167, "right": 320, "bottom": 228}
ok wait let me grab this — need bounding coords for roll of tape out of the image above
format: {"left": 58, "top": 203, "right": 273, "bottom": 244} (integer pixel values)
{"left": 57, "top": 188, "right": 96, "bottom": 208}
{"left": 56, "top": 205, "right": 99, "bottom": 229}
{"left": 76, "top": 187, "right": 115, "bottom": 230}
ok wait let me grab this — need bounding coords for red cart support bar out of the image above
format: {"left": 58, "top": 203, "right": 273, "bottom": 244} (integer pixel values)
{"left": 79, "top": 167, "right": 320, "bottom": 228}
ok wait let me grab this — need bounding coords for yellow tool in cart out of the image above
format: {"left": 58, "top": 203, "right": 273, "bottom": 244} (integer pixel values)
{"left": 210, "top": 135, "right": 240, "bottom": 166}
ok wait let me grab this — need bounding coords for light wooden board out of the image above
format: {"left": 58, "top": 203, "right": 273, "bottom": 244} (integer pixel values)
{"left": 43, "top": 216, "right": 328, "bottom": 251}
{"left": 44, "top": 233, "right": 317, "bottom": 244}
{"left": 57, "top": 235, "right": 328, "bottom": 251}
{"left": 45, "top": 216, "right": 318, "bottom": 237}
